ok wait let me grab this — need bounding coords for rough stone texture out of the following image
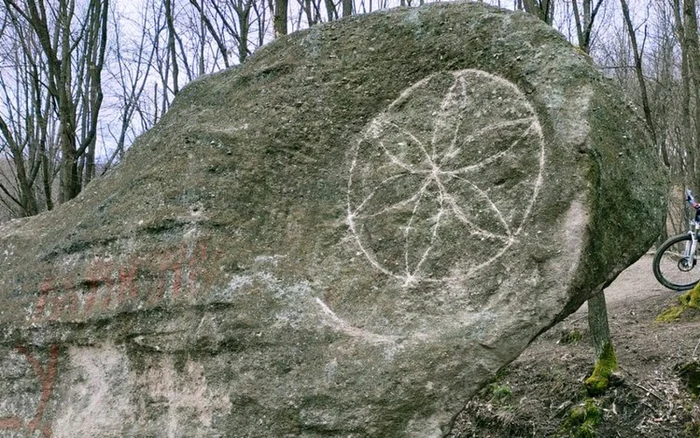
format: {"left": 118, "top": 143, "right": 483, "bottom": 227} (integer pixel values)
{"left": 0, "top": 2, "right": 667, "bottom": 437}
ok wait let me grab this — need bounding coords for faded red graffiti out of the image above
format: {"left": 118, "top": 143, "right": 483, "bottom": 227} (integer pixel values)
{"left": 31, "top": 242, "right": 207, "bottom": 322}
{"left": 0, "top": 345, "right": 59, "bottom": 438}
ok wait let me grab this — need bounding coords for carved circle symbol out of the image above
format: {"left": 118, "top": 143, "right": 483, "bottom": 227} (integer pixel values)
{"left": 347, "top": 69, "right": 545, "bottom": 286}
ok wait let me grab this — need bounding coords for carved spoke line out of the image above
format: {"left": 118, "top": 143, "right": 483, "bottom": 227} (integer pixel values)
{"left": 401, "top": 123, "right": 437, "bottom": 170}
{"left": 402, "top": 176, "right": 446, "bottom": 283}
{"left": 408, "top": 181, "right": 448, "bottom": 285}
{"left": 351, "top": 173, "right": 410, "bottom": 218}
{"left": 379, "top": 140, "right": 419, "bottom": 174}
{"left": 377, "top": 121, "right": 438, "bottom": 174}
{"left": 404, "top": 174, "right": 511, "bottom": 282}
{"left": 402, "top": 179, "right": 428, "bottom": 279}
{"left": 464, "top": 244, "right": 513, "bottom": 278}
{"left": 442, "top": 175, "right": 512, "bottom": 241}
{"left": 352, "top": 130, "right": 521, "bottom": 282}
{"left": 431, "top": 73, "right": 468, "bottom": 163}
{"left": 443, "top": 121, "right": 538, "bottom": 174}
{"left": 348, "top": 70, "right": 546, "bottom": 285}
{"left": 353, "top": 176, "right": 432, "bottom": 220}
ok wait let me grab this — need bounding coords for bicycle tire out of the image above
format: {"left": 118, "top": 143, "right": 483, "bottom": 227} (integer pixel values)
{"left": 653, "top": 233, "right": 700, "bottom": 291}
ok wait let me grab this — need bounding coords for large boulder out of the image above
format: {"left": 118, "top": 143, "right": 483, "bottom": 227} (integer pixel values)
{"left": 0, "top": 2, "right": 667, "bottom": 437}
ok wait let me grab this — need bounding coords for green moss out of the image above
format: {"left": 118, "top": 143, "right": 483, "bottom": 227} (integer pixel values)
{"left": 656, "top": 283, "right": 700, "bottom": 322}
{"left": 676, "top": 361, "right": 700, "bottom": 397}
{"left": 478, "top": 368, "right": 513, "bottom": 402}
{"left": 486, "top": 382, "right": 513, "bottom": 400}
{"left": 684, "top": 419, "right": 700, "bottom": 437}
{"left": 683, "top": 284, "right": 700, "bottom": 307}
{"left": 561, "top": 398, "right": 602, "bottom": 438}
{"left": 560, "top": 328, "right": 584, "bottom": 344}
{"left": 655, "top": 305, "right": 686, "bottom": 322}
{"left": 584, "top": 342, "right": 618, "bottom": 396}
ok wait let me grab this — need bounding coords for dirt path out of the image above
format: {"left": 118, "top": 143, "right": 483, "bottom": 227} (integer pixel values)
{"left": 449, "top": 254, "right": 700, "bottom": 438}
{"left": 603, "top": 254, "right": 668, "bottom": 305}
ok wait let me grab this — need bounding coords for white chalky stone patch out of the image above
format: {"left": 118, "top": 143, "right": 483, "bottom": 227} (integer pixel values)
{"left": 347, "top": 69, "right": 545, "bottom": 287}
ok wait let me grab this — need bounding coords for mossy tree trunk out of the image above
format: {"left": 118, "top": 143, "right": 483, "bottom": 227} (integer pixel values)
{"left": 584, "top": 291, "right": 618, "bottom": 395}
{"left": 527, "top": 0, "right": 621, "bottom": 396}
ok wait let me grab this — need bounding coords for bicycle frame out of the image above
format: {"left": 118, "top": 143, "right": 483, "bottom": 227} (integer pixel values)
{"left": 653, "top": 188, "right": 700, "bottom": 290}
{"left": 683, "top": 220, "right": 700, "bottom": 269}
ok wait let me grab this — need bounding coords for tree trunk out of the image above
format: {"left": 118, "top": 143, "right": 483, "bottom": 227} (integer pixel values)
{"left": 164, "top": 0, "right": 180, "bottom": 95}
{"left": 59, "top": 136, "right": 80, "bottom": 203}
{"left": 269, "top": 0, "right": 288, "bottom": 37}
{"left": 523, "top": 0, "right": 554, "bottom": 24}
{"left": 584, "top": 291, "right": 619, "bottom": 395}
{"left": 674, "top": 0, "right": 694, "bottom": 177}
{"left": 342, "top": 0, "right": 352, "bottom": 17}
{"left": 4, "top": 0, "right": 108, "bottom": 206}
{"left": 620, "top": 0, "right": 657, "bottom": 146}
{"left": 683, "top": 0, "right": 700, "bottom": 188}
{"left": 526, "top": 0, "right": 619, "bottom": 396}
{"left": 571, "top": 0, "right": 604, "bottom": 53}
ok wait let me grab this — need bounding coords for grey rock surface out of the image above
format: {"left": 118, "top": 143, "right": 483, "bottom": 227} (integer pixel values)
{"left": 0, "top": 2, "right": 667, "bottom": 437}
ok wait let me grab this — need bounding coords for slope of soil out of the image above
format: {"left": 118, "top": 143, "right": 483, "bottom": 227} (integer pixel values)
{"left": 448, "top": 254, "right": 700, "bottom": 437}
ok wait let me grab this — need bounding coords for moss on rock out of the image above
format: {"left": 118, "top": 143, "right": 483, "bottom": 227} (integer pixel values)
{"left": 656, "top": 283, "right": 700, "bottom": 322}
{"left": 561, "top": 398, "right": 602, "bottom": 438}
{"left": 676, "top": 361, "right": 700, "bottom": 397}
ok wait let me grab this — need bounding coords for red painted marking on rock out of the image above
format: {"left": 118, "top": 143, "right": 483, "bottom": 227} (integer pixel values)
{"left": 188, "top": 243, "right": 208, "bottom": 285}
{"left": 0, "top": 416, "right": 23, "bottom": 428}
{"left": 84, "top": 282, "right": 98, "bottom": 315}
{"left": 172, "top": 263, "right": 183, "bottom": 298}
{"left": 118, "top": 265, "right": 138, "bottom": 303}
{"left": 34, "top": 278, "right": 57, "bottom": 320}
{"left": 1, "top": 345, "right": 60, "bottom": 437}
{"left": 31, "top": 241, "right": 210, "bottom": 321}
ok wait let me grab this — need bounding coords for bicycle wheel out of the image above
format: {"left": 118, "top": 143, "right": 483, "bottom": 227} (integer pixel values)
{"left": 653, "top": 234, "right": 700, "bottom": 291}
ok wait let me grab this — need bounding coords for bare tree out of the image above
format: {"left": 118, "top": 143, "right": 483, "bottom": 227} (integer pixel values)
{"left": 343, "top": 0, "right": 353, "bottom": 17}
{"left": 187, "top": 0, "right": 231, "bottom": 68}
{"left": 619, "top": 0, "right": 657, "bottom": 146}
{"left": 324, "top": 0, "right": 339, "bottom": 20}
{"left": 0, "top": 31, "right": 51, "bottom": 217}
{"left": 522, "top": 0, "right": 555, "bottom": 24}
{"left": 251, "top": 0, "right": 270, "bottom": 48}
{"left": 297, "top": 0, "right": 323, "bottom": 28}
{"left": 647, "top": 3, "right": 676, "bottom": 171}
{"left": 200, "top": 0, "right": 256, "bottom": 64}
{"left": 676, "top": 0, "right": 700, "bottom": 188}
{"left": 574, "top": 0, "right": 622, "bottom": 396}
{"left": 571, "top": 0, "right": 604, "bottom": 53}
{"left": 77, "top": 0, "right": 110, "bottom": 186}
{"left": 102, "top": 5, "right": 157, "bottom": 171}
{"left": 164, "top": 0, "right": 181, "bottom": 95}
{"left": 0, "top": 0, "right": 687, "bottom": 226}
{"left": 3, "top": 0, "right": 109, "bottom": 204}
{"left": 269, "top": 0, "right": 289, "bottom": 37}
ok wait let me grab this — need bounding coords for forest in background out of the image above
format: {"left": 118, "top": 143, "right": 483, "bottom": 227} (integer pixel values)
{"left": 0, "top": 0, "right": 692, "bottom": 221}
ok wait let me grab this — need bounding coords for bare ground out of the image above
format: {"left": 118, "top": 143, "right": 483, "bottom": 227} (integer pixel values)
{"left": 448, "top": 254, "right": 700, "bottom": 437}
